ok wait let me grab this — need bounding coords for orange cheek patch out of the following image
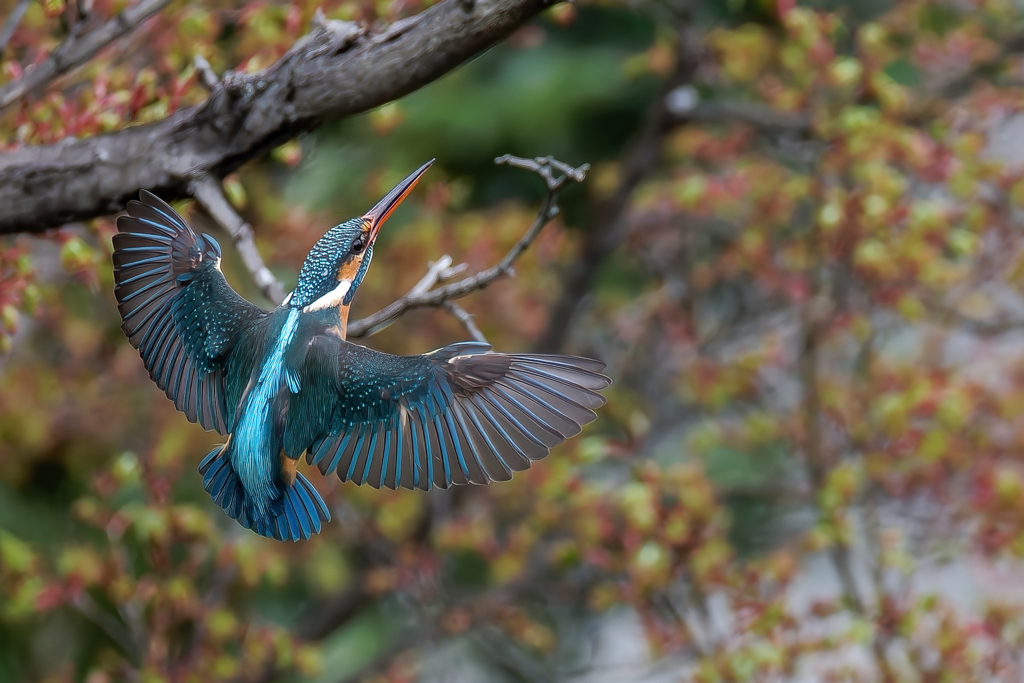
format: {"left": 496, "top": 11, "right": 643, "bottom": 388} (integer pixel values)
{"left": 338, "top": 258, "right": 362, "bottom": 283}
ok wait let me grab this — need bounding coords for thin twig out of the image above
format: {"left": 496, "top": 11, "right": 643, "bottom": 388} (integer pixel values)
{"left": 193, "top": 54, "right": 219, "bottom": 91}
{"left": 495, "top": 153, "right": 589, "bottom": 189}
{"left": 799, "top": 225, "right": 897, "bottom": 681}
{"left": 443, "top": 301, "right": 487, "bottom": 343}
{"left": 0, "top": 0, "right": 30, "bottom": 56}
{"left": 537, "top": 28, "right": 700, "bottom": 353}
{"left": 73, "top": 592, "right": 141, "bottom": 665}
{"left": 925, "top": 33, "right": 1024, "bottom": 100}
{"left": 175, "top": 565, "right": 237, "bottom": 672}
{"left": 0, "top": 0, "right": 171, "bottom": 112}
{"left": 800, "top": 297, "right": 869, "bottom": 610}
{"left": 348, "top": 256, "right": 467, "bottom": 338}
{"left": 418, "top": 258, "right": 486, "bottom": 340}
{"left": 347, "top": 155, "right": 589, "bottom": 339}
{"left": 665, "top": 87, "right": 812, "bottom": 131}
{"left": 189, "top": 175, "right": 287, "bottom": 305}
{"left": 922, "top": 295, "right": 1024, "bottom": 337}
{"left": 408, "top": 255, "right": 468, "bottom": 297}
{"left": 334, "top": 627, "right": 430, "bottom": 683}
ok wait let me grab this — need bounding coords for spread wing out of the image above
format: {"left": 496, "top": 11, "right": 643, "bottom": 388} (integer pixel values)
{"left": 292, "top": 339, "right": 610, "bottom": 491}
{"left": 113, "top": 191, "right": 267, "bottom": 434}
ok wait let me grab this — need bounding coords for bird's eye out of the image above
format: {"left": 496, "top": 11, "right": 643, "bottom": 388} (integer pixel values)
{"left": 350, "top": 236, "right": 366, "bottom": 255}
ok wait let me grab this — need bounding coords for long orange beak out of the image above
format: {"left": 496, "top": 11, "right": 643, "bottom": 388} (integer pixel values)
{"left": 364, "top": 159, "right": 434, "bottom": 242}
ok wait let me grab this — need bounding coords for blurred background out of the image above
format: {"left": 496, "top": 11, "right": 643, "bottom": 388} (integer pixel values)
{"left": 4, "top": 0, "right": 1024, "bottom": 681}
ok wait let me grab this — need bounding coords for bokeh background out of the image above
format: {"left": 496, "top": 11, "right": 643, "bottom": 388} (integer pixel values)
{"left": 4, "top": 0, "right": 1024, "bottom": 681}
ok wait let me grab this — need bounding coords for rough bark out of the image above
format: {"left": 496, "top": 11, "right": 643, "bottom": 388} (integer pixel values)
{"left": 0, "top": 0, "right": 553, "bottom": 235}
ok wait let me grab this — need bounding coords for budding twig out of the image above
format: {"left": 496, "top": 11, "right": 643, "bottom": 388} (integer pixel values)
{"left": 189, "top": 175, "right": 286, "bottom": 305}
{"left": 347, "top": 155, "right": 589, "bottom": 339}
{"left": 443, "top": 301, "right": 487, "bottom": 343}
{"left": 0, "top": 0, "right": 171, "bottom": 111}
{"left": 192, "top": 55, "right": 220, "bottom": 91}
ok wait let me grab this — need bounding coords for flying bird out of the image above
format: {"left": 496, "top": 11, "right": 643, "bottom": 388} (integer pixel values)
{"left": 112, "top": 160, "right": 610, "bottom": 541}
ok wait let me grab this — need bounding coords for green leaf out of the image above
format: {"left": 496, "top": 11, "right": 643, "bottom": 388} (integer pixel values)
{"left": 883, "top": 58, "right": 921, "bottom": 87}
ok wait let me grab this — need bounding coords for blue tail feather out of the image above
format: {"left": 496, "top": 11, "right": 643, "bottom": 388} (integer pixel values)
{"left": 225, "top": 482, "right": 243, "bottom": 520}
{"left": 297, "top": 476, "right": 330, "bottom": 526}
{"left": 294, "top": 498, "right": 311, "bottom": 539}
{"left": 199, "top": 447, "right": 330, "bottom": 541}
{"left": 293, "top": 479, "right": 322, "bottom": 535}
{"left": 284, "top": 495, "right": 300, "bottom": 540}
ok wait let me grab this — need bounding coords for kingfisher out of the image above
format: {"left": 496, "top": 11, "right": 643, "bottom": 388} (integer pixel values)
{"left": 111, "top": 160, "right": 610, "bottom": 542}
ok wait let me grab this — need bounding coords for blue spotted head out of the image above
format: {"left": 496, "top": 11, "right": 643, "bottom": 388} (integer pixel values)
{"left": 290, "top": 159, "right": 434, "bottom": 313}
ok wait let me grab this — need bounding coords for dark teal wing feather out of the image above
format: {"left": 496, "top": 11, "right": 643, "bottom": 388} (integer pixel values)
{"left": 113, "top": 191, "right": 267, "bottom": 434}
{"left": 295, "top": 339, "right": 610, "bottom": 491}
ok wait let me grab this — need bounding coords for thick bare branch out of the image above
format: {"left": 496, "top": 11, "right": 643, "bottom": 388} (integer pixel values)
{"left": 189, "top": 175, "right": 286, "bottom": 305}
{"left": 0, "top": 0, "right": 556, "bottom": 235}
{"left": 0, "top": 0, "right": 172, "bottom": 112}
{"left": 347, "top": 156, "right": 588, "bottom": 339}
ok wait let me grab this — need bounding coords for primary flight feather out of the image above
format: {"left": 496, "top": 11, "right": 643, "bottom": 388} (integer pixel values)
{"left": 112, "top": 160, "right": 610, "bottom": 541}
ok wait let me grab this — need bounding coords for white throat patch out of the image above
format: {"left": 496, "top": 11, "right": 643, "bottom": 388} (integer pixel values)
{"left": 303, "top": 279, "right": 352, "bottom": 313}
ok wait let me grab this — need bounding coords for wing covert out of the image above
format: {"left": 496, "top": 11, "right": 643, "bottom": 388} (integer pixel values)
{"left": 298, "top": 340, "right": 611, "bottom": 491}
{"left": 113, "top": 191, "right": 266, "bottom": 433}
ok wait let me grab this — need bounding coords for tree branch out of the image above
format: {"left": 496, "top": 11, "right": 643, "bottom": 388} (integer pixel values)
{"left": 799, "top": 227, "right": 896, "bottom": 682}
{"left": 189, "top": 175, "right": 286, "bottom": 305}
{"left": 665, "top": 86, "right": 812, "bottom": 131}
{"left": 922, "top": 294, "right": 1024, "bottom": 337}
{"left": 443, "top": 301, "right": 487, "bottom": 342}
{"left": 333, "top": 626, "right": 431, "bottom": 683}
{"left": 0, "top": 0, "right": 172, "bottom": 112}
{"left": 408, "top": 255, "right": 469, "bottom": 297}
{"left": 293, "top": 586, "right": 375, "bottom": 642}
{"left": 0, "top": 0, "right": 30, "bottom": 57}
{"left": 0, "top": 0, "right": 556, "bottom": 235}
{"left": 347, "top": 155, "right": 588, "bottom": 339}
{"left": 192, "top": 55, "right": 220, "bottom": 92}
{"left": 536, "top": 27, "right": 701, "bottom": 353}
{"left": 73, "top": 592, "right": 142, "bottom": 666}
